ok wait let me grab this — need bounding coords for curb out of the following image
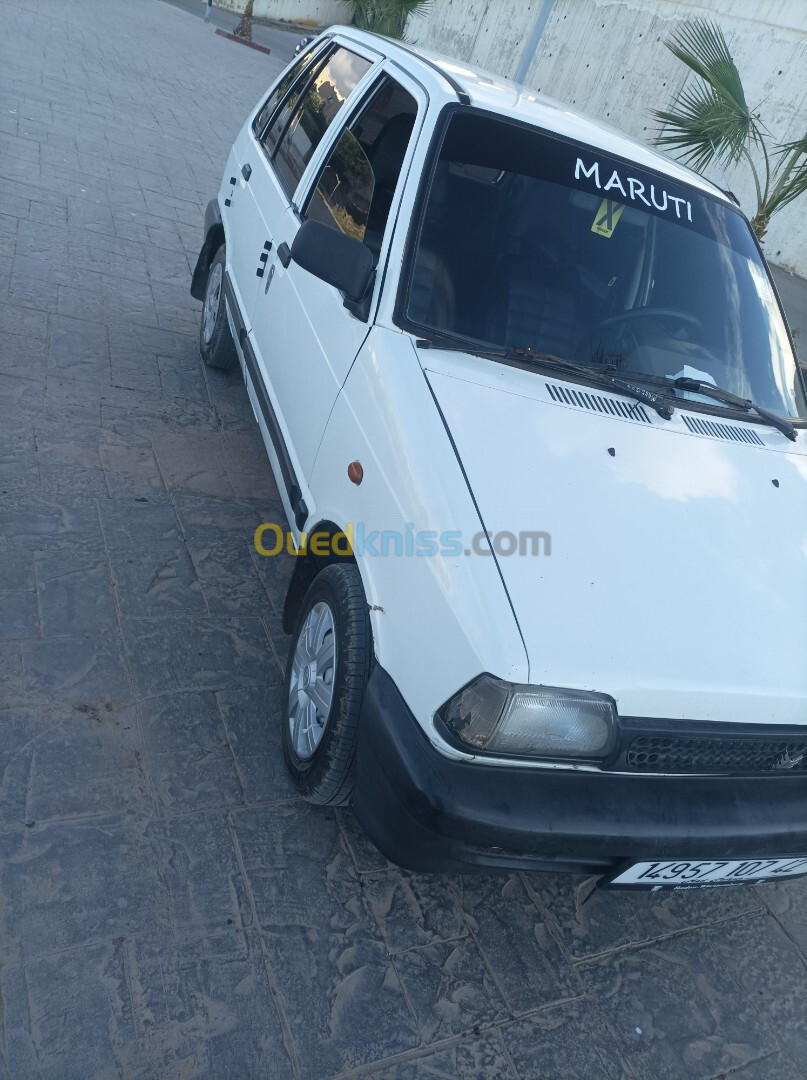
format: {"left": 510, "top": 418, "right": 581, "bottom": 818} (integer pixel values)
{"left": 214, "top": 27, "right": 272, "bottom": 55}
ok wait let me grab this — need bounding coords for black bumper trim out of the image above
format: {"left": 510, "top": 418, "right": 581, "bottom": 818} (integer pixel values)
{"left": 223, "top": 271, "right": 308, "bottom": 531}
{"left": 353, "top": 665, "right": 807, "bottom": 874}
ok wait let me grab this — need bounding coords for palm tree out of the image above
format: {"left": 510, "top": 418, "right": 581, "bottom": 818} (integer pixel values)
{"left": 233, "top": 0, "right": 254, "bottom": 40}
{"left": 347, "top": 0, "right": 431, "bottom": 41}
{"left": 653, "top": 20, "right": 807, "bottom": 241}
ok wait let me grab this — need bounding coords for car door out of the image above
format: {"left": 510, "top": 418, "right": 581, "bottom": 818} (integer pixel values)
{"left": 247, "top": 64, "right": 425, "bottom": 523}
{"left": 222, "top": 43, "right": 326, "bottom": 328}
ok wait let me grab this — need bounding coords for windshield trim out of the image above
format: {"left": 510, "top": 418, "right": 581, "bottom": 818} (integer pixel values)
{"left": 394, "top": 104, "right": 806, "bottom": 421}
{"left": 418, "top": 333, "right": 806, "bottom": 428}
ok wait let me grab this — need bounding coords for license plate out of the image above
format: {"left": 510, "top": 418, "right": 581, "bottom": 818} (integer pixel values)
{"left": 607, "top": 856, "right": 807, "bottom": 890}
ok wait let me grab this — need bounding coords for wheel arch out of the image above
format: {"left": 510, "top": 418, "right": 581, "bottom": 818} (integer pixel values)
{"left": 190, "top": 199, "right": 226, "bottom": 300}
{"left": 282, "top": 518, "right": 359, "bottom": 634}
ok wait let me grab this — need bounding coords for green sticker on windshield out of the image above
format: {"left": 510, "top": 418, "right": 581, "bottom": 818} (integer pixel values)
{"left": 592, "top": 198, "right": 624, "bottom": 238}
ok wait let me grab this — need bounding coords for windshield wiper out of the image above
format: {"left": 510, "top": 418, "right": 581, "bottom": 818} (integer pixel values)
{"left": 670, "top": 377, "right": 797, "bottom": 441}
{"left": 587, "top": 364, "right": 799, "bottom": 442}
{"left": 417, "top": 339, "right": 675, "bottom": 419}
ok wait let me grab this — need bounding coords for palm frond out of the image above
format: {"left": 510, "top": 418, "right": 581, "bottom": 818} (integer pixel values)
{"left": 654, "top": 87, "right": 753, "bottom": 171}
{"left": 666, "top": 20, "right": 748, "bottom": 112}
{"left": 654, "top": 19, "right": 758, "bottom": 171}
{"left": 654, "top": 20, "right": 807, "bottom": 240}
{"left": 347, "top": 0, "right": 432, "bottom": 39}
{"left": 765, "top": 135, "right": 807, "bottom": 214}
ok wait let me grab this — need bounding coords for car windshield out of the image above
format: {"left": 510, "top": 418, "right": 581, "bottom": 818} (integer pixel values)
{"left": 403, "top": 111, "right": 807, "bottom": 420}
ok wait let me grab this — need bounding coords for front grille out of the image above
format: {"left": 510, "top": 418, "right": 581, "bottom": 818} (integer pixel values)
{"left": 625, "top": 734, "right": 807, "bottom": 775}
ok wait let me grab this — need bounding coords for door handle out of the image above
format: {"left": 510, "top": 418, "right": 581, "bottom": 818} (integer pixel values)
{"left": 241, "top": 163, "right": 252, "bottom": 181}
{"left": 277, "top": 242, "right": 291, "bottom": 268}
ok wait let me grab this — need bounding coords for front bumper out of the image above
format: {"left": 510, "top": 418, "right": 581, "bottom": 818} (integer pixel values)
{"left": 353, "top": 665, "right": 807, "bottom": 874}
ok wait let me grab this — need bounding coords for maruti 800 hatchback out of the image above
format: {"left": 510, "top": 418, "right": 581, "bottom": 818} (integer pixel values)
{"left": 191, "top": 28, "right": 807, "bottom": 890}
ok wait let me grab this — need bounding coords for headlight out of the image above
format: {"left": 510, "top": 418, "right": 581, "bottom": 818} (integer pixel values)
{"left": 439, "top": 676, "right": 617, "bottom": 761}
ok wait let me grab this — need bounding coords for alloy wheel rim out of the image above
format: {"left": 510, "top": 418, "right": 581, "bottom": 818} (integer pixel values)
{"left": 288, "top": 601, "right": 337, "bottom": 759}
{"left": 202, "top": 262, "right": 222, "bottom": 344}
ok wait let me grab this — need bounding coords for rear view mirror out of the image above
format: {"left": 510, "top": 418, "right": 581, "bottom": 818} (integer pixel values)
{"left": 290, "top": 219, "right": 374, "bottom": 303}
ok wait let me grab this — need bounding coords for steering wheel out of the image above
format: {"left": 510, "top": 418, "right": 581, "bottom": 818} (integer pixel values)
{"left": 591, "top": 307, "right": 703, "bottom": 338}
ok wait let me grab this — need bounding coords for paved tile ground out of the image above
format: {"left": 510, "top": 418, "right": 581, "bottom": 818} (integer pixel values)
{"left": 1, "top": 1, "right": 806, "bottom": 1077}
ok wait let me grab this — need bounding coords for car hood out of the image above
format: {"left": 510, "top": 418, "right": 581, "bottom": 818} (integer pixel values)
{"left": 423, "top": 352, "right": 807, "bottom": 725}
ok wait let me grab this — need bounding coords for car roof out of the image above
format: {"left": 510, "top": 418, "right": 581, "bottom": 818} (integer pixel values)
{"left": 330, "top": 26, "right": 733, "bottom": 207}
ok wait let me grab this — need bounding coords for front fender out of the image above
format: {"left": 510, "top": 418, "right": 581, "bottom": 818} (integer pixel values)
{"left": 307, "top": 327, "right": 527, "bottom": 734}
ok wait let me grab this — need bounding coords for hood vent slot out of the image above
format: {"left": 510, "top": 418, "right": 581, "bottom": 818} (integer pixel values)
{"left": 545, "top": 382, "right": 651, "bottom": 422}
{"left": 682, "top": 414, "right": 764, "bottom": 445}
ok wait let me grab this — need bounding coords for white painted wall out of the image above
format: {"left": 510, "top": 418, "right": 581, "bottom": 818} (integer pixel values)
{"left": 215, "top": 0, "right": 350, "bottom": 25}
{"left": 408, "top": 0, "right": 807, "bottom": 276}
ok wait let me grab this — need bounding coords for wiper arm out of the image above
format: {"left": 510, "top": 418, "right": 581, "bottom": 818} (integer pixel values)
{"left": 417, "top": 339, "right": 675, "bottom": 419}
{"left": 672, "top": 377, "right": 798, "bottom": 442}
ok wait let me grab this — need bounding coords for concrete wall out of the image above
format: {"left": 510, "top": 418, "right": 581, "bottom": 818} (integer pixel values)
{"left": 215, "top": 0, "right": 351, "bottom": 25}
{"left": 408, "top": 0, "right": 807, "bottom": 277}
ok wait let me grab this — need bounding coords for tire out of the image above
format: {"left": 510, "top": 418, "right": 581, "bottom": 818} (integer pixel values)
{"left": 282, "top": 563, "right": 371, "bottom": 805}
{"left": 199, "top": 245, "right": 238, "bottom": 370}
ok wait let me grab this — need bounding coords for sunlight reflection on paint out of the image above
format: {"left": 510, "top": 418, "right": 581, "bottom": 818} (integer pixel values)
{"left": 613, "top": 438, "right": 739, "bottom": 501}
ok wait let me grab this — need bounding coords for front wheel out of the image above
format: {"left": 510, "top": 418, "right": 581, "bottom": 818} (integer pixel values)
{"left": 199, "top": 245, "right": 238, "bottom": 370}
{"left": 281, "top": 563, "right": 371, "bottom": 805}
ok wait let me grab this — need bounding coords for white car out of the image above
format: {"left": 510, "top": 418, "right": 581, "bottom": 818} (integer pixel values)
{"left": 192, "top": 28, "right": 807, "bottom": 890}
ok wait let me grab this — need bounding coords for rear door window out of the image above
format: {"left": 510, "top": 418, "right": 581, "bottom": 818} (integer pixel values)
{"left": 267, "top": 47, "right": 373, "bottom": 198}
{"left": 252, "top": 46, "right": 321, "bottom": 138}
{"left": 260, "top": 48, "right": 331, "bottom": 159}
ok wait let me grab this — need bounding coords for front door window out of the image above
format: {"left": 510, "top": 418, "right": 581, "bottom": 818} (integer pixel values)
{"left": 303, "top": 76, "right": 418, "bottom": 261}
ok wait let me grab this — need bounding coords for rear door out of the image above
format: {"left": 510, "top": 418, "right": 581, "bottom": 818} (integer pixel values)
{"left": 248, "top": 64, "right": 425, "bottom": 511}
{"left": 222, "top": 43, "right": 325, "bottom": 327}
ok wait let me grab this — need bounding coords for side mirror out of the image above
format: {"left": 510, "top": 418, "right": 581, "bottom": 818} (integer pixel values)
{"left": 290, "top": 219, "right": 374, "bottom": 304}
